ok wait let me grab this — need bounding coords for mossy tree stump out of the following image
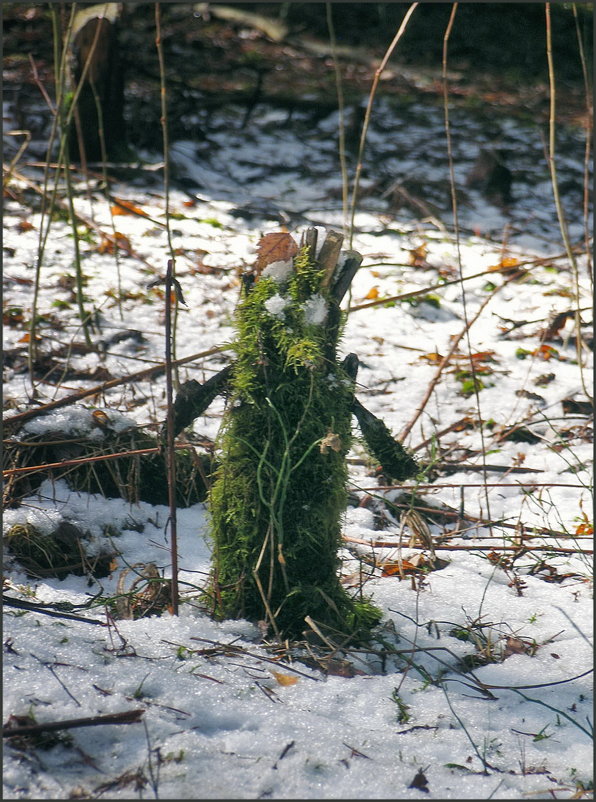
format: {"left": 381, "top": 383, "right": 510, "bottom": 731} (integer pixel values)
{"left": 198, "top": 228, "right": 418, "bottom": 641}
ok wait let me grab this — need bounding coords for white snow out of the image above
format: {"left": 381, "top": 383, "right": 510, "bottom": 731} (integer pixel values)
{"left": 264, "top": 293, "right": 290, "bottom": 319}
{"left": 302, "top": 294, "right": 328, "bottom": 326}
{"left": 261, "top": 259, "right": 294, "bottom": 283}
{"left": 19, "top": 406, "right": 138, "bottom": 439}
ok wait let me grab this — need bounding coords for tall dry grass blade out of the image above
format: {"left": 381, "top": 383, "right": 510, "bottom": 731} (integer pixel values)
{"left": 572, "top": 3, "right": 594, "bottom": 293}
{"left": 348, "top": 3, "right": 419, "bottom": 248}
{"left": 29, "top": 5, "right": 111, "bottom": 375}
{"left": 29, "top": 6, "right": 75, "bottom": 384}
{"left": 325, "top": 3, "right": 349, "bottom": 238}
{"left": 441, "top": 3, "right": 492, "bottom": 526}
{"left": 91, "top": 79, "right": 124, "bottom": 319}
{"left": 164, "top": 259, "right": 179, "bottom": 616}
{"left": 63, "top": 145, "right": 93, "bottom": 348}
{"left": 155, "top": 3, "right": 180, "bottom": 388}
{"left": 545, "top": 3, "right": 592, "bottom": 403}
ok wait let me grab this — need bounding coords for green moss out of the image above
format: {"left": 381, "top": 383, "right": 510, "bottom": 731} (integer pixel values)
{"left": 207, "top": 245, "right": 380, "bottom": 640}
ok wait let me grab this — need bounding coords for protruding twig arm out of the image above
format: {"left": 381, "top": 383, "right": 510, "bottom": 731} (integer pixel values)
{"left": 341, "top": 352, "right": 418, "bottom": 481}
{"left": 165, "top": 364, "right": 233, "bottom": 439}
{"left": 352, "top": 397, "right": 419, "bottom": 481}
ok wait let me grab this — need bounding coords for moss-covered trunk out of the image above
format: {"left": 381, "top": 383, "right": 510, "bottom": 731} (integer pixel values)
{"left": 207, "top": 231, "right": 381, "bottom": 640}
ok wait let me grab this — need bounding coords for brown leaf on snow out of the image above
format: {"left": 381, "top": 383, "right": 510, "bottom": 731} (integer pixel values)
{"left": 323, "top": 658, "right": 364, "bottom": 678}
{"left": 111, "top": 197, "right": 150, "bottom": 218}
{"left": 503, "top": 636, "right": 536, "bottom": 658}
{"left": 542, "top": 310, "right": 573, "bottom": 341}
{"left": 408, "top": 242, "right": 429, "bottom": 268}
{"left": 363, "top": 286, "right": 379, "bottom": 300}
{"left": 91, "top": 409, "right": 111, "bottom": 430}
{"left": 254, "top": 232, "right": 298, "bottom": 272}
{"left": 270, "top": 670, "right": 299, "bottom": 687}
{"left": 418, "top": 352, "right": 444, "bottom": 364}
{"left": 488, "top": 256, "right": 522, "bottom": 274}
{"left": 97, "top": 232, "right": 131, "bottom": 255}
{"left": 381, "top": 558, "right": 420, "bottom": 577}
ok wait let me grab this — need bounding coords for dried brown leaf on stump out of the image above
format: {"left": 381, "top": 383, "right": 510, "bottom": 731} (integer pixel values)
{"left": 254, "top": 232, "right": 298, "bottom": 273}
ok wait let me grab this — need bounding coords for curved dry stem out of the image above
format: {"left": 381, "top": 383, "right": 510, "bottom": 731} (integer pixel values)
{"left": 572, "top": 4, "right": 593, "bottom": 292}
{"left": 442, "top": 3, "right": 492, "bottom": 527}
{"left": 325, "top": 3, "right": 349, "bottom": 238}
{"left": 348, "top": 3, "right": 419, "bottom": 248}
{"left": 155, "top": 4, "right": 180, "bottom": 387}
{"left": 545, "top": 3, "right": 592, "bottom": 403}
{"left": 398, "top": 275, "right": 518, "bottom": 443}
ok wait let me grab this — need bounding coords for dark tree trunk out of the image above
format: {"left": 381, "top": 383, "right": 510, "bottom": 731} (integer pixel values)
{"left": 69, "top": 5, "right": 126, "bottom": 162}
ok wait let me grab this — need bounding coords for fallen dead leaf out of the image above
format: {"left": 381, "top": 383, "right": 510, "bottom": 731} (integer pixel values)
{"left": 380, "top": 559, "right": 419, "bottom": 577}
{"left": 111, "top": 198, "right": 150, "bottom": 218}
{"left": 503, "top": 636, "right": 535, "bottom": 658}
{"left": 97, "top": 232, "right": 131, "bottom": 255}
{"left": 419, "top": 352, "right": 444, "bottom": 364}
{"left": 254, "top": 232, "right": 298, "bottom": 273}
{"left": 408, "top": 243, "right": 429, "bottom": 267}
{"left": 364, "top": 286, "right": 379, "bottom": 300}
{"left": 488, "top": 256, "right": 520, "bottom": 272}
{"left": 270, "top": 671, "right": 299, "bottom": 687}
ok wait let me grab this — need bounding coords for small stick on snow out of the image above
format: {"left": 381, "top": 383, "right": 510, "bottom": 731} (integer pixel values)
{"left": 2, "top": 709, "right": 145, "bottom": 738}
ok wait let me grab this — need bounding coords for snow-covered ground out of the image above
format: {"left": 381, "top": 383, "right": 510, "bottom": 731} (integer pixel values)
{"left": 2, "top": 89, "right": 593, "bottom": 800}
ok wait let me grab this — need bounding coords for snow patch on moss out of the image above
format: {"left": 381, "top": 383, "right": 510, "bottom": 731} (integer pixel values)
{"left": 261, "top": 259, "right": 294, "bottom": 283}
{"left": 264, "top": 293, "right": 289, "bottom": 319}
{"left": 302, "top": 293, "right": 328, "bottom": 325}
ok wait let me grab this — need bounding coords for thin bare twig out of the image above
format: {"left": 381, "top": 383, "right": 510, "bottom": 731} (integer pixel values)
{"left": 3, "top": 344, "right": 230, "bottom": 430}
{"left": 442, "top": 3, "right": 493, "bottom": 531}
{"left": 155, "top": 3, "right": 180, "bottom": 387}
{"left": 357, "top": 481, "right": 587, "bottom": 490}
{"left": 572, "top": 3, "right": 593, "bottom": 291}
{"left": 545, "top": 3, "right": 592, "bottom": 402}
{"left": 164, "top": 259, "right": 179, "bottom": 615}
{"left": 398, "top": 275, "right": 517, "bottom": 442}
{"left": 325, "top": 3, "right": 349, "bottom": 237}
{"left": 343, "top": 536, "right": 591, "bottom": 556}
{"left": 2, "top": 443, "right": 196, "bottom": 479}
{"left": 3, "top": 595, "right": 106, "bottom": 625}
{"left": 350, "top": 265, "right": 517, "bottom": 313}
{"left": 348, "top": 3, "right": 418, "bottom": 247}
{"left": 3, "top": 709, "right": 145, "bottom": 738}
